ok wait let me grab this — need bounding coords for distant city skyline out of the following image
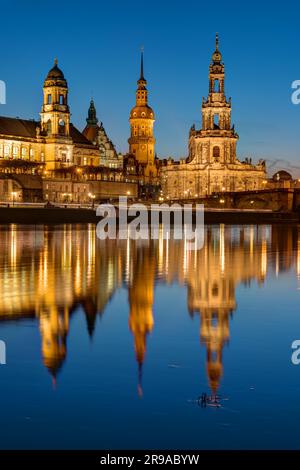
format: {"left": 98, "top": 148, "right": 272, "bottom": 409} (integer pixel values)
{"left": 1, "top": 0, "right": 300, "bottom": 175}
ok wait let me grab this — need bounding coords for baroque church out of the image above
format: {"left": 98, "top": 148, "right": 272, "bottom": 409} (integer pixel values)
{"left": 161, "top": 35, "right": 266, "bottom": 199}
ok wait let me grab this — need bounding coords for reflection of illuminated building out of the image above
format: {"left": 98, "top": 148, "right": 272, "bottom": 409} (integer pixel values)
{"left": 39, "top": 306, "right": 69, "bottom": 381}
{"left": 128, "top": 244, "right": 155, "bottom": 396}
{"left": 0, "top": 224, "right": 298, "bottom": 393}
{"left": 0, "top": 226, "right": 125, "bottom": 382}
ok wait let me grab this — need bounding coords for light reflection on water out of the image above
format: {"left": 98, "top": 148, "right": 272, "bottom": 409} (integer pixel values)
{"left": 0, "top": 223, "right": 299, "bottom": 449}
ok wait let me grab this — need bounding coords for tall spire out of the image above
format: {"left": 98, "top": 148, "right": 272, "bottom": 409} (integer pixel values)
{"left": 140, "top": 48, "right": 144, "bottom": 80}
{"left": 212, "top": 32, "right": 222, "bottom": 64}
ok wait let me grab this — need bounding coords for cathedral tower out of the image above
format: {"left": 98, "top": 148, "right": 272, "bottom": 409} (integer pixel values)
{"left": 191, "top": 33, "right": 238, "bottom": 166}
{"left": 128, "top": 52, "right": 157, "bottom": 179}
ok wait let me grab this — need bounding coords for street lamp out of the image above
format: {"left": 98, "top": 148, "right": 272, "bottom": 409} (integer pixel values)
{"left": 11, "top": 191, "right": 17, "bottom": 207}
{"left": 88, "top": 193, "right": 96, "bottom": 208}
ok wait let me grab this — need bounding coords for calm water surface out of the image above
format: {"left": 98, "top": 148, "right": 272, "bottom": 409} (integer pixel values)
{"left": 0, "top": 223, "right": 300, "bottom": 449}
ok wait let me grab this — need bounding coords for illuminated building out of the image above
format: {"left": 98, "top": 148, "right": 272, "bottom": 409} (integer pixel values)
{"left": 161, "top": 35, "right": 266, "bottom": 198}
{"left": 0, "top": 60, "right": 100, "bottom": 171}
{"left": 128, "top": 244, "right": 155, "bottom": 396}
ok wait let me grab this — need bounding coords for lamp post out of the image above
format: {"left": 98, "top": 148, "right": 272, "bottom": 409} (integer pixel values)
{"left": 11, "top": 191, "right": 17, "bottom": 207}
{"left": 88, "top": 193, "right": 96, "bottom": 209}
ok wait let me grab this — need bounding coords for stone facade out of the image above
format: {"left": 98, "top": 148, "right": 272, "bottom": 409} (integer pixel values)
{"left": 43, "top": 178, "right": 137, "bottom": 203}
{"left": 161, "top": 35, "right": 266, "bottom": 199}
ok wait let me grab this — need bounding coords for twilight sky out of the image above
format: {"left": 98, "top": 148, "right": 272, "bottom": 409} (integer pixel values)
{"left": 0, "top": 0, "right": 300, "bottom": 175}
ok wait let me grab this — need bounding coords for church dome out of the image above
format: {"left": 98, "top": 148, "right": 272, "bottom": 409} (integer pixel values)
{"left": 130, "top": 105, "right": 155, "bottom": 120}
{"left": 44, "top": 59, "right": 67, "bottom": 87}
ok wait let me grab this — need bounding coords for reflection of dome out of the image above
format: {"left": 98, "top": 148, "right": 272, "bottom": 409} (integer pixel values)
{"left": 44, "top": 59, "right": 67, "bottom": 87}
{"left": 130, "top": 105, "right": 154, "bottom": 120}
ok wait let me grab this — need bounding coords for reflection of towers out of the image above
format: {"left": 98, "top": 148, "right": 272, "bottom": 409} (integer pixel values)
{"left": 128, "top": 244, "right": 155, "bottom": 396}
{"left": 160, "top": 225, "right": 273, "bottom": 393}
{"left": 200, "top": 308, "right": 231, "bottom": 395}
{"left": 0, "top": 226, "right": 125, "bottom": 382}
{"left": 1, "top": 224, "right": 300, "bottom": 392}
{"left": 39, "top": 306, "right": 69, "bottom": 381}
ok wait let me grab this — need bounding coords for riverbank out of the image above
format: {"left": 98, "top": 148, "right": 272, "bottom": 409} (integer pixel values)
{"left": 0, "top": 207, "right": 298, "bottom": 224}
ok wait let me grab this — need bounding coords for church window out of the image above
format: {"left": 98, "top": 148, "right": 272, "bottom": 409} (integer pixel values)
{"left": 47, "top": 94, "right": 52, "bottom": 104}
{"left": 59, "top": 94, "right": 64, "bottom": 105}
{"left": 213, "top": 146, "right": 220, "bottom": 160}
{"left": 13, "top": 146, "right": 18, "bottom": 157}
{"left": 21, "top": 147, "right": 27, "bottom": 157}
{"left": 46, "top": 120, "right": 52, "bottom": 134}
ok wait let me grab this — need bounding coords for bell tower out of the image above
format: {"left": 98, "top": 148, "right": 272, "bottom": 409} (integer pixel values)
{"left": 128, "top": 51, "right": 157, "bottom": 179}
{"left": 189, "top": 34, "right": 238, "bottom": 165}
{"left": 41, "top": 59, "right": 70, "bottom": 136}
{"left": 40, "top": 59, "right": 73, "bottom": 169}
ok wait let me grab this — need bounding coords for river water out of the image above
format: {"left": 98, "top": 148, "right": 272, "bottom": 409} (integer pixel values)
{"left": 0, "top": 223, "right": 299, "bottom": 449}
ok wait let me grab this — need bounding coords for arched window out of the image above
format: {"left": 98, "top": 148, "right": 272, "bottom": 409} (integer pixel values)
{"left": 59, "top": 119, "right": 65, "bottom": 135}
{"left": 214, "top": 79, "right": 219, "bottom": 92}
{"left": 213, "top": 146, "right": 220, "bottom": 161}
{"left": 47, "top": 94, "right": 52, "bottom": 104}
{"left": 46, "top": 120, "right": 52, "bottom": 135}
{"left": 59, "top": 94, "right": 64, "bottom": 105}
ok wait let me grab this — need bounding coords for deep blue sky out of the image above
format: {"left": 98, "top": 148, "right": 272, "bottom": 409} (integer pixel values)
{"left": 1, "top": 0, "right": 300, "bottom": 175}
